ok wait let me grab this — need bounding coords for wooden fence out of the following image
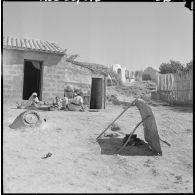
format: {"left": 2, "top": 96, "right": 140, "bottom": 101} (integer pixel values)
{"left": 156, "top": 71, "right": 193, "bottom": 105}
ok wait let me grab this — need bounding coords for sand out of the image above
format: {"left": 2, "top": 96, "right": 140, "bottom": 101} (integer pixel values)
{"left": 3, "top": 101, "right": 193, "bottom": 193}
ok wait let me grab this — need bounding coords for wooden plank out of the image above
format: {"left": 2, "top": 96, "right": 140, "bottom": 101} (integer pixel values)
{"left": 135, "top": 99, "right": 162, "bottom": 155}
{"left": 96, "top": 100, "right": 136, "bottom": 140}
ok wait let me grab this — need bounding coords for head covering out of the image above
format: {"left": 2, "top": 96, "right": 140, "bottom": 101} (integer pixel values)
{"left": 76, "top": 91, "right": 83, "bottom": 96}
{"left": 32, "top": 92, "right": 37, "bottom": 97}
{"left": 74, "top": 88, "right": 80, "bottom": 94}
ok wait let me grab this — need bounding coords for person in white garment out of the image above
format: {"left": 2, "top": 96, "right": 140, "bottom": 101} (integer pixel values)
{"left": 28, "top": 92, "right": 39, "bottom": 105}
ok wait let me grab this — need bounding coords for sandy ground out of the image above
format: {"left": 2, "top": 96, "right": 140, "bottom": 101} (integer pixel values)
{"left": 3, "top": 101, "right": 193, "bottom": 193}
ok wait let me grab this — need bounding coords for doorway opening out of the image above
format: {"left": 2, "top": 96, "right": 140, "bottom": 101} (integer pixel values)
{"left": 90, "top": 78, "right": 103, "bottom": 109}
{"left": 23, "top": 60, "right": 43, "bottom": 100}
{"left": 117, "top": 68, "right": 121, "bottom": 75}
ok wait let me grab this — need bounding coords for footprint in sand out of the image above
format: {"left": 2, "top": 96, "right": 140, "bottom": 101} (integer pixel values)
{"left": 7, "top": 176, "right": 16, "bottom": 181}
{"left": 174, "top": 175, "right": 183, "bottom": 184}
{"left": 69, "top": 181, "right": 75, "bottom": 186}
{"left": 158, "top": 183, "right": 169, "bottom": 190}
{"left": 185, "top": 129, "right": 192, "bottom": 133}
{"left": 104, "top": 185, "right": 112, "bottom": 191}
{"left": 91, "top": 170, "right": 98, "bottom": 176}
{"left": 151, "top": 167, "right": 159, "bottom": 176}
{"left": 55, "top": 128, "right": 63, "bottom": 133}
{"left": 144, "top": 159, "right": 154, "bottom": 167}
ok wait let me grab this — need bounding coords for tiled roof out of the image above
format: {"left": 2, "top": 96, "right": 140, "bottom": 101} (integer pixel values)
{"left": 3, "top": 36, "right": 65, "bottom": 55}
{"left": 67, "top": 59, "right": 108, "bottom": 76}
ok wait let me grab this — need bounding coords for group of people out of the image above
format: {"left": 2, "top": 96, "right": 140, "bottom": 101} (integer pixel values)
{"left": 50, "top": 90, "right": 85, "bottom": 111}
{"left": 17, "top": 90, "right": 86, "bottom": 112}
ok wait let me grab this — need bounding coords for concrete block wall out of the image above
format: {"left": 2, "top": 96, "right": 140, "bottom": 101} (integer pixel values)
{"left": 3, "top": 49, "right": 92, "bottom": 102}
{"left": 42, "top": 59, "right": 92, "bottom": 101}
{"left": 3, "top": 63, "right": 24, "bottom": 102}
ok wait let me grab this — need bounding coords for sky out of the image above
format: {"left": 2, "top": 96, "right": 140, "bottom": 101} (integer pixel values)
{"left": 3, "top": 2, "right": 193, "bottom": 71}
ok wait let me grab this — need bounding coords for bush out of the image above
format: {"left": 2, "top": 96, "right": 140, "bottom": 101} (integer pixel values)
{"left": 184, "top": 60, "right": 193, "bottom": 72}
{"left": 159, "top": 60, "right": 184, "bottom": 74}
{"left": 142, "top": 74, "right": 151, "bottom": 81}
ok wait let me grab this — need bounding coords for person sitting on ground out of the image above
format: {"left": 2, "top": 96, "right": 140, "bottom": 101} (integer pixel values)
{"left": 29, "top": 92, "right": 39, "bottom": 105}
{"left": 24, "top": 92, "right": 42, "bottom": 109}
{"left": 48, "top": 96, "right": 63, "bottom": 111}
{"left": 52, "top": 96, "right": 63, "bottom": 110}
{"left": 61, "top": 97, "right": 69, "bottom": 111}
{"left": 67, "top": 90, "right": 85, "bottom": 111}
{"left": 17, "top": 92, "right": 40, "bottom": 109}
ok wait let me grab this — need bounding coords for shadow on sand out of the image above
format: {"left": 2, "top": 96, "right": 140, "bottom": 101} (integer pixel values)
{"left": 97, "top": 137, "right": 157, "bottom": 156}
{"left": 11, "top": 107, "right": 51, "bottom": 112}
{"left": 167, "top": 106, "right": 193, "bottom": 113}
{"left": 148, "top": 101, "right": 193, "bottom": 114}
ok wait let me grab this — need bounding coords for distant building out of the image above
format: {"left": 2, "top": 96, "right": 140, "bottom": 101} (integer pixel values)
{"left": 111, "top": 64, "right": 127, "bottom": 83}
{"left": 125, "top": 69, "right": 130, "bottom": 82}
{"left": 135, "top": 70, "right": 143, "bottom": 81}
{"left": 143, "top": 66, "right": 159, "bottom": 82}
{"left": 129, "top": 71, "right": 135, "bottom": 82}
{"left": 106, "top": 74, "right": 112, "bottom": 86}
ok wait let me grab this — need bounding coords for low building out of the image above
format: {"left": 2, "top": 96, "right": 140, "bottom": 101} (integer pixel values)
{"left": 66, "top": 59, "right": 107, "bottom": 109}
{"left": 3, "top": 36, "right": 106, "bottom": 109}
{"left": 111, "top": 64, "right": 127, "bottom": 83}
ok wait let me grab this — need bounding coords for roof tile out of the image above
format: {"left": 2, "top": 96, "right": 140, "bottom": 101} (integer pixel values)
{"left": 3, "top": 35, "right": 65, "bottom": 55}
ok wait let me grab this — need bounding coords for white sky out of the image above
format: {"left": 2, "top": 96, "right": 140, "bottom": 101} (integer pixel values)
{"left": 3, "top": 2, "right": 193, "bottom": 71}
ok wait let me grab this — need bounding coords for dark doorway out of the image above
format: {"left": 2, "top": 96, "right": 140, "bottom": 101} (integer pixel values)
{"left": 90, "top": 78, "right": 103, "bottom": 109}
{"left": 23, "top": 60, "right": 42, "bottom": 100}
{"left": 117, "top": 68, "right": 121, "bottom": 75}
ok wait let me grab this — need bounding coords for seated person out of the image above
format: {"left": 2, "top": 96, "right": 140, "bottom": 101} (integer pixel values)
{"left": 28, "top": 92, "right": 39, "bottom": 106}
{"left": 17, "top": 92, "right": 40, "bottom": 108}
{"left": 67, "top": 91, "right": 85, "bottom": 111}
{"left": 51, "top": 96, "right": 63, "bottom": 110}
{"left": 61, "top": 96, "right": 69, "bottom": 111}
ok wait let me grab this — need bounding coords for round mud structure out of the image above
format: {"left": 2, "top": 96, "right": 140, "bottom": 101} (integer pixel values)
{"left": 9, "top": 110, "right": 43, "bottom": 129}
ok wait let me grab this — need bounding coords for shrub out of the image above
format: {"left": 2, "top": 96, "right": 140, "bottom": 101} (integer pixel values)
{"left": 184, "top": 60, "right": 193, "bottom": 72}
{"left": 159, "top": 60, "right": 184, "bottom": 74}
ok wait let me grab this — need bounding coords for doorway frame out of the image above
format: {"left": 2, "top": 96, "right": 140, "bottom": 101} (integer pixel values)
{"left": 23, "top": 59, "right": 44, "bottom": 100}
{"left": 89, "top": 77, "right": 106, "bottom": 109}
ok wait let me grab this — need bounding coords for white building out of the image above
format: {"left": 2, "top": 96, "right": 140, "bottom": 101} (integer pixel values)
{"left": 112, "top": 64, "right": 127, "bottom": 83}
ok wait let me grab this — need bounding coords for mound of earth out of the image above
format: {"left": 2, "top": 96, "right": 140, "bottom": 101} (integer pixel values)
{"left": 107, "top": 81, "right": 157, "bottom": 104}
